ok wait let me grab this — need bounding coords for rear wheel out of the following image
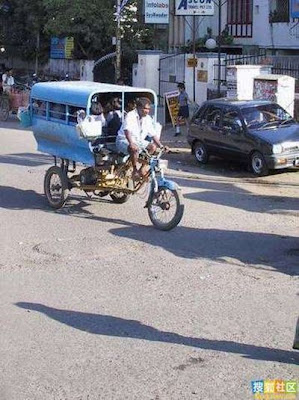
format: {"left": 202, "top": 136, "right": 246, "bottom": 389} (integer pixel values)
{"left": 148, "top": 186, "right": 184, "bottom": 231}
{"left": 110, "top": 192, "right": 130, "bottom": 204}
{"left": 44, "top": 166, "right": 69, "bottom": 209}
{"left": 93, "top": 190, "right": 109, "bottom": 197}
{"left": 193, "top": 141, "right": 209, "bottom": 164}
{"left": 250, "top": 151, "right": 269, "bottom": 176}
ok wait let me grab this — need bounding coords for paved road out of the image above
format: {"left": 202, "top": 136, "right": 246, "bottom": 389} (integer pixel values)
{"left": 0, "top": 120, "right": 298, "bottom": 400}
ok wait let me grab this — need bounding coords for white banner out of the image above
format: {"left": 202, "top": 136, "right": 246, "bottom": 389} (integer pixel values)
{"left": 145, "top": 0, "right": 169, "bottom": 24}
{"left": 175, "top": 0, "right": 214, "bottom": 16}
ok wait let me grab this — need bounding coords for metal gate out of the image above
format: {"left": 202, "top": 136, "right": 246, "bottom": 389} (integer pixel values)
{"left": 159, "top": 53, "right": 186, "bottom": 105}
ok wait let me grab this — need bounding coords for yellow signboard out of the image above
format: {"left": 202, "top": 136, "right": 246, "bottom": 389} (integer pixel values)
{"left": 197, "top": 70, "right": 208, "bottom": 82}
{"left": 187, "top": 57, "right": 198, "bottom": 68}
{"left": 164, "top": 90, "right": 180, "bottom": 127}
{"left": 65, "top": 37, "right": 74, "bottom": 59}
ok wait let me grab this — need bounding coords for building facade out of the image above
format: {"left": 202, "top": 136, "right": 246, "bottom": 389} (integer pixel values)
{"left": 168, "top": 0, "right": 299, "bottom": 55}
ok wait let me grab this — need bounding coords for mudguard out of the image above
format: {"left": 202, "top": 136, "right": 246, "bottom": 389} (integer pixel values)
{"left": 156, "top": 176, "right": 178, "bottom": 191}
{"left": 145, "top": 177, "right": 179, "bottom": 208}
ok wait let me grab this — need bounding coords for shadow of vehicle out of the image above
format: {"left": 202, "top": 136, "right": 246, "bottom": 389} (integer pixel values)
{"left": 15, "top": 302, "right": 299, "bottom": 366}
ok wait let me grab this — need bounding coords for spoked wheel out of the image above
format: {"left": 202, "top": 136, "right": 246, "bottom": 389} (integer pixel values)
{"left": 44, "top": 166, "right": 69, "bottom": 209}
{"left": 110, "top": 192, "right": 130, "bottom": 204}
{"left": 148, "top": 186, "right": 184, "bottom": 231}
{"left": 250, "top": 151, "right": 269, "bottom": 176}
{"left": 0, "top": 98, "right": 10, "bottom": 121}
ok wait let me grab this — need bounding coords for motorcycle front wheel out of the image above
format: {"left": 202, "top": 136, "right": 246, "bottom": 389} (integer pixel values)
{"left": 148, "top": 186, "right": 184, "bottom": 231}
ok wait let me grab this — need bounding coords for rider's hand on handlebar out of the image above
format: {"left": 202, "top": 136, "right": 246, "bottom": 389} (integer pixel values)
{"left": 129, "top": 143, "right": 139, "bottom": 152}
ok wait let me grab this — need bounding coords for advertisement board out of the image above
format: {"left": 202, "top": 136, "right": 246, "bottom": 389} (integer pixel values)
{"left": 253, "top": 79, "right": 278, "bottom": 103}
{"left": 291, "top": 0, "right": 299, "bottom": 18}
{"left": 175, "top": 0, "right": 214, "bottom": 16}
{"left": 145, "top": 0, "right": 169, "bottom": 23}
{"left": 50, "top": 37, "right": 74, "bottom": 59}
{"left": 164, "top": 90, "right": 179, "bottom": 127}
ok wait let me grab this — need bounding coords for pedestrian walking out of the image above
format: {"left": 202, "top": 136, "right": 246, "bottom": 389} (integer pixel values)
{"left": 175, "top": 82, "right": 190, "bottom": 136}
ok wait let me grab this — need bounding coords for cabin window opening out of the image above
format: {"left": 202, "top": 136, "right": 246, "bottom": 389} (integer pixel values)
{"left": 49, "top": 102, "right": 66, "bottom": 121}
{"left": 68, "top": 105, "right": 85, "bottom": 124}
{"left": 32, "top": 98, "right": 46, "bottom": 117}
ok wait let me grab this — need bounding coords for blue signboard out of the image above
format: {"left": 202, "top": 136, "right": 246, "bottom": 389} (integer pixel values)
{"left": 50, "top": 37, "right": 74, "bottom": 59}
{"left": 50, "top": 37, "right": 65, "bottom": 59}
{"left": 291, "top": 0, "right": 299, "bottom": 18}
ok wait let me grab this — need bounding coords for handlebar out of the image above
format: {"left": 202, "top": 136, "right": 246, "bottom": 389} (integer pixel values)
{"left": 141, "top": 146, "right": 166, "bottom": 160}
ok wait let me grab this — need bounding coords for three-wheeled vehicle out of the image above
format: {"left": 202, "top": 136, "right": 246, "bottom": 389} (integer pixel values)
{"left": 29, "top": 81, "right": 184, "bottom": 230}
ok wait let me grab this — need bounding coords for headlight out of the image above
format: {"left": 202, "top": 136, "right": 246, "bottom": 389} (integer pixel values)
{"left": 158, "top": 159, "right": 168, "bottom": 170}
{"left": 272, "top": 144, "right": 283, "bottom": 154}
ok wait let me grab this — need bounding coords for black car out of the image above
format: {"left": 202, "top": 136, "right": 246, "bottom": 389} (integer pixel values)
{"left": 187, "top": 99, "right": 299, "bottom": 176}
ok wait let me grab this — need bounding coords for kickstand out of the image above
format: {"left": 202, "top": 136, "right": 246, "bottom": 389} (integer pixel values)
{"left": 84, "top": 190, "right": 92, "bottom": 199}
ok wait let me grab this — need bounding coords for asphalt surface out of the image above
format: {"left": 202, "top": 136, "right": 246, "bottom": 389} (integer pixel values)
{"left": 0, "top": 119, "right": 298, "bottom": 400}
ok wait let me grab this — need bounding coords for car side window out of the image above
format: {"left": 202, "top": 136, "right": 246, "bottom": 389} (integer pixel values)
{"left": 222, "top": 109, "right": 242, "bottom": 132}
{"left": 202, "top": 106, "right": 221, "bottom": 128}
{"left": 192, "top": 105, "right": 206, "bottom": 124}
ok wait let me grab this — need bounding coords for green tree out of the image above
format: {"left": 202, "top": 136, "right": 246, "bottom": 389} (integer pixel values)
{"left": 0, "top": 0, "right": 158, "bottom": 79}
{"left": 1, "top": 0, "right": 50, "bottom": 62}
{"left": 43, "top": 0, "right": 115, "bottom": 59}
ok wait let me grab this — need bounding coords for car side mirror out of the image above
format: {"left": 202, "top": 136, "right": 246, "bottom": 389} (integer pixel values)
{"left": 192, "top": 117, "right": 202, "bottom": 125}
{"left": 229, "top": 125, "right": 243, "bottom": 135}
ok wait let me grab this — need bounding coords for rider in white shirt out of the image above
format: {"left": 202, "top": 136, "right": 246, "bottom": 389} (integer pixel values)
{"left": 116, "top": 97, "right": 164, "bottom": 180}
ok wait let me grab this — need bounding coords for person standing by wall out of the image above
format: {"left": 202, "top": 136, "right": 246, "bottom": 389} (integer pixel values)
{"left": 2, "top": 68, "right": 15, "bottom": 94}
{"left": 175, "top": 82, "right": 190, "bottom": 137}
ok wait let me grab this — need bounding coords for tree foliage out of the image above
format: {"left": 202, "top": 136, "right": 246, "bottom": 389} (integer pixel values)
{"left": 0, "top": 0, "right": 157, "bottom": 65}
{"left": 0, "top": 0, "right": 49, "bottom": 61}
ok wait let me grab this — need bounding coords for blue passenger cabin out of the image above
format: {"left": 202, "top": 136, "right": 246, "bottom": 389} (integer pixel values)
{"left": 31, "top": 81, "right": 158, "bottom": 166}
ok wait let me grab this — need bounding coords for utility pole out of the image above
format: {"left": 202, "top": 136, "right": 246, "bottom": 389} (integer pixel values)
{"left": 213, "top": 0, "right": 228, "bottom": 97}
{"left": 115, "top": 0, "right": 121, "bottom": 82}
{"left": 217, "top": 0, "right": 222, "bottom": 97}
{"left": 192, "top": 15, "right": 196, "bottom": 102}
{"left": 35, "top": 31, "right": 40, "bottom": 76}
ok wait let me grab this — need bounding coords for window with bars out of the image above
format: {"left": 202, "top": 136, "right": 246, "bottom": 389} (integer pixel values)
{"left": 227, "top": 0, "right": 253, "bottom": 38}
{"left": 269, "top": 0, "right": 289, "bottom": 22}
{"left": 227, "top": 0, "right": 253, "bottom": 24}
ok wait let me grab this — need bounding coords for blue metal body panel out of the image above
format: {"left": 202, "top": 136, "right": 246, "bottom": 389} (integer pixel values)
{"left": 32, "top": 118, "right": 94, "bottom": 165}
{"left": 30, "top": 81, "right": 158, "bottom": 166}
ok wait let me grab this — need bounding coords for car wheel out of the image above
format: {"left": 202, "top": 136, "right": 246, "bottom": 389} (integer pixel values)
{"left": 250, "top": 151, "right": 269, "bottom": 176}
{"left": 193, "top": 142, "right": 209, "bottom": 164}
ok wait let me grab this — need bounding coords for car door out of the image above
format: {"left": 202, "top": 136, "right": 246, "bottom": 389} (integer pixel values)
{"left": 219, "top": 107, "right": 248, "bottom": 160}
{"left": 191, "top": 105, "right": 223, "bottom": 154}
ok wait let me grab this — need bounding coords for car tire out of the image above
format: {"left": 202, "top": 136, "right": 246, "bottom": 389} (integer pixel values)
{"left": 193, "top": 141, "right": 209, "bottom": 164}
{"left": 250, "top": 151, "right": 269, "bottom": 176}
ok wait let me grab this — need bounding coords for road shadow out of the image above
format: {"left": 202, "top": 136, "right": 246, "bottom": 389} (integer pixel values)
{"left": 0, "top": 118, "right": 31, "bottom": 131}
{"left": 0, "top": 186, "right": 45, "bottom": 210}
{"left": 0, "top": 152, "right": 52, "bottom": 167}
{"left": 15, "top": 302, "right": 299, "bottom": 366}
{"left": 109, "top": 225, "right": 299, "bottom": 275}
{"left": 0, "top": 186, "right": 134, "bottom": 221}
{"left": 175, "top": 177, "right": 299, "bottom": 216}
{"left": 1, "top": 186, "right": 298, "bottom": 275}
{"left": 0, "top": 186, "right": 137, "bottom": 229}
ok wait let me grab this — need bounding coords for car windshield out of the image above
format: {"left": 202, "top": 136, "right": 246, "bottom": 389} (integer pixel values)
{"left": 241, "top": 104, "right": 294, "bottom": 130}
